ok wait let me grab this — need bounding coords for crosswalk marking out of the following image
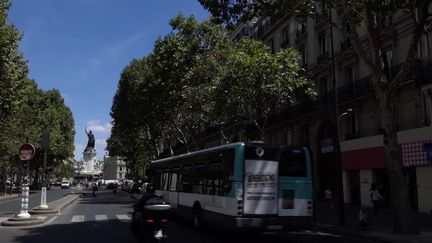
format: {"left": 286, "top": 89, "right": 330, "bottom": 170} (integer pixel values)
{"left": 67, "top": 214, "right": 131, "bottom": 223}
{"left": 95, "top": 215, "right": 108, "bottom": 221}
{"left": 116, "top": 214, "right": 130, "bottom": 220}
{"left": 71, "top": 215, "right": 85, "bottom": 223}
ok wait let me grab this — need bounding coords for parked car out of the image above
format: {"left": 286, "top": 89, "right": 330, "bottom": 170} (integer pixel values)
{"left": 61, "top": 181, "right": 70, "bottom": 189}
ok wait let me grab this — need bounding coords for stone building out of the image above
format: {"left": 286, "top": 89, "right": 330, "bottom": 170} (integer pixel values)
{"left": 102, "top": 155, "right": 127, "bottom": 180}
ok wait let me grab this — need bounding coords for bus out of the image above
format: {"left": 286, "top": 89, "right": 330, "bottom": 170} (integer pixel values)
{"left": 149, "top": 142, "right": 313, "bottom": 231}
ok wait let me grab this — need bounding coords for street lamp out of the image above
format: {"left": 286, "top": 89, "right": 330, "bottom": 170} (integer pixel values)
{"left": 328, "top": 2, "right": 351, "bottom": 226}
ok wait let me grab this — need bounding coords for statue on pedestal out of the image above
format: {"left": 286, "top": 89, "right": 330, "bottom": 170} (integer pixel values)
{"left": 84, "top": 127, "right": 95, "bottom": 152}
{"left": 82, "top": 127, "right": 96, "bottom": 174}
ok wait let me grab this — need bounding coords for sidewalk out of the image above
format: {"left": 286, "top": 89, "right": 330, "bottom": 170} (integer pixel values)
{"left": 314, "top": 203, "right": 432, "bottom": 243}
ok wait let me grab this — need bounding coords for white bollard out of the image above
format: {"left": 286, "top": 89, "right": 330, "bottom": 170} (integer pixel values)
{"left": 39, "top": 187, "right": 48, "bottom": 209}
{"left": 17, "top": 185, "right": 30, "bottom": 218}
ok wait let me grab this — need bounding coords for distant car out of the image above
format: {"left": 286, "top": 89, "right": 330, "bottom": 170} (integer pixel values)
{"left": 61, "top": 181, "right": 70, "bottom": 189}
{"left": 106, "top": 182, "right": 117, "bottom": 189}
{"left": 51, "top": 181, "right": 61, "bottom": 187}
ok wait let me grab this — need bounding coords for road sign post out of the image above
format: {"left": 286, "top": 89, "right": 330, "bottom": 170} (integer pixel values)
{"left": 17, "top": 143, "right": 35, "bottom": 219}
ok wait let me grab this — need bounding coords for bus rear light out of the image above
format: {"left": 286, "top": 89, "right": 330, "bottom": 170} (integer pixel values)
{"left": 160, "top": 219, "right": 168, "bottom": 224}
{"left": 146, "top": 219, "right": 154, "bottom": 224}
{"left": 237, "top": 206, "right": 242, "bottom": 210}
{"left": 237, "top": 200, "right": 242, "bottom": 205}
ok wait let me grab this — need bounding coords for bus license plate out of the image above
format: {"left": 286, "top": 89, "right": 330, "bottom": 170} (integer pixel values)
{"left": 267, "top": 225, "right": 282, "bottom": 230}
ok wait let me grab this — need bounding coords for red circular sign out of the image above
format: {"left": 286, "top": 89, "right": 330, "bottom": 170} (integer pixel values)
{"left": 18, "top": 143, "right": 35, "bottom": 161}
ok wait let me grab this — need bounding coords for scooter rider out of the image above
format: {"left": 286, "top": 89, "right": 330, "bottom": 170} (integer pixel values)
{"left": 92, "top": 182, "right": 98, "bottom": 196}
{"left": 130, "top": 183, "right": 158, "bottom": 235}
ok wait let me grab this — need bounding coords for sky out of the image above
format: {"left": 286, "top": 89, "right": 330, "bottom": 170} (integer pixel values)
{"left": 8, "top": 0, "right": 209, "bottom": 161}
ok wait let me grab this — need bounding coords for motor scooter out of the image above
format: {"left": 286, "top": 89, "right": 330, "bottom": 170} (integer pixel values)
{"left": 92, "top": 184, "right": 98, "bottom": 196}
{"left": 113, "top": 184, "right": 118, "bottom": 194}
{"left": 130, "top": 196, "right": 171, "bottom": 242}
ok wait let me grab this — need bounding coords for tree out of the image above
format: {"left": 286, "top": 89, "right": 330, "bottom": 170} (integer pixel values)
{"left": 0, "top": 0, "right": 28, "bottom": 168}
{"left": 109, "top": 14, "right": 314, "bottom": 178}
{"left": 198, "top": 0, "right": 432, "bottom": 234}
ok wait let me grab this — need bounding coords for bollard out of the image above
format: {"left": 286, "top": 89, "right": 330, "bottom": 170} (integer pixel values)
{"left": 39, "top": 187, "right": 48, "bottom": 209}
{"left": 17, "top": 185, "right": 30, "bottom": 218}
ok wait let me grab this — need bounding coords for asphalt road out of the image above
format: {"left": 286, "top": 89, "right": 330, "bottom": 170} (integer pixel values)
{"left": 0, "top": 189, "right": 380, "bottom": 243}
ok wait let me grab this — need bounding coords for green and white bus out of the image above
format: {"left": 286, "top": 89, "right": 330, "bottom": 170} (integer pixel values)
{"left": 149, "top": 142, "right": 313, "bottom": 231}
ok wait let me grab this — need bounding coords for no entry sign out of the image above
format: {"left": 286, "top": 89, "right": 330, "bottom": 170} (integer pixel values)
{"left": 19, "top": 143, "right": 35, "bottom": 161}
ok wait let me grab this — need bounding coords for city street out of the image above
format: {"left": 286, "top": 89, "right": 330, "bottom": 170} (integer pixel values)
{"left": 0, "top": 188, "right": 380, "bottom": 243}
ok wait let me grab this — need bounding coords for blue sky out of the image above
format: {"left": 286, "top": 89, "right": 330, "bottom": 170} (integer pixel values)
{"left": 8, "top": 0, "right": 209, "bottom": 161}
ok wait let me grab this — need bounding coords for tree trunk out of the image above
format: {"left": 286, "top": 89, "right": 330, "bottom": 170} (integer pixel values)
{"left": 377, "top": 83, "right": 418, "bottom": 234}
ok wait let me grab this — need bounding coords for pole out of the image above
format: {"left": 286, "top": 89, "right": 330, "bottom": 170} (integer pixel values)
{"left": 329, "top": 6, "right": 346, "bottom": 226}
{"left": 17, "top": 160, "right": 30, "bottom": 218}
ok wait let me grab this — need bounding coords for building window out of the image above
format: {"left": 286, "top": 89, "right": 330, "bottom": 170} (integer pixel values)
{"left": 383, "top": 47, "right": 394, "bottom": 80}
{"left": 315, "top": 1, "right": 327, "bottom": 13}
{"left": 280, "top": 26, "right": 289, "bottom": 48}
{"left": 319, "top": 34, "right": 327, "bottom": 55}
{"left": 422, "top": 86, "right": 432, "bottom": 126}
{"left": 344, "top": 65, "right": 355, "bottom": 87}
{"left": 319, "top": 76, "right": 328, "bottom": 95}
{"left": 296, "top": 21, "right": 306, "bottom": 38}
{"left": 341, "top": 111, "right": 357, "bottom": 140}
{"left": 399, "top": 99, "right": 418, "bottom": 130}
{"left": 286, "top": 130, "right": 292, "bottom": 145}
{"left": 267, "top": 38, "right": 275, "bottom": 54}
{"left": 298, "top": 45, "right": 307, "bottom": 68}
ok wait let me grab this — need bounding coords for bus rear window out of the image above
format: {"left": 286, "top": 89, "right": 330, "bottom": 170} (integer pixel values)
{"left": 245, "top": 145, "right": 307, "bottom": 177}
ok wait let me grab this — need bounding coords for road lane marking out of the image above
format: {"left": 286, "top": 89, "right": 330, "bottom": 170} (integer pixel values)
{"left": 116, "top": 214, "right": 130, "bottom": 220}
{"left": 285, "top": 230, "right": 342, "bottom": 238}
{"left": 71, "top": 215, "right": 85, "bottom": 223}
{"left": 95, "top": 215, "right": 108, "bottom": 221}
{"left": 0, "top": 217, "right": 8, "bottom": 222}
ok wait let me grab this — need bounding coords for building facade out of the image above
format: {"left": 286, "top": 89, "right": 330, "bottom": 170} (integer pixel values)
{"left": 227, "top": 8, "right": 432, "bottom": 213}
{"left": 160, "top": 7, "right": 432, "bottom": 213}
{"left": 102, "top": 155, "right": 127, "bottom": 180}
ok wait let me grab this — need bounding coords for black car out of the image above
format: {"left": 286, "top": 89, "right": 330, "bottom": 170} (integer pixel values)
{"left": 106, "top": 182, "right": 117, "bottom": 189}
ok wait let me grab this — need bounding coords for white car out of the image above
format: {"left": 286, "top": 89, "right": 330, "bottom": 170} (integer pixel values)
{"left": 61, "top": 181, "right": 70, "bottom": 189}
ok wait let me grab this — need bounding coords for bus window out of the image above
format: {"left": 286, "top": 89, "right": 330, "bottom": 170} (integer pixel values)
{"left": 245, "top": 145, "right": 307, "bottom": 177}
{"left": 181, "top": 165, "right": 194, "bottom": 193}
{"left": 153, "top": 169, "right": 162, "bottom": 190}
{"left": 170, "top": 167, "right": 180, "bottom": 191}
{"left": 279, "top": 149, "right": 307, "bottom": 177}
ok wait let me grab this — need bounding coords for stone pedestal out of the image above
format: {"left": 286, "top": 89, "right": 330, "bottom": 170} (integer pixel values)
{"left": 82, "top": 149, "right": 97, "bottom": 174}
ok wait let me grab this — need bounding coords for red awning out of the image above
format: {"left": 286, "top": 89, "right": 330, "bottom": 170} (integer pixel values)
{"left": 341, "top": 147, "right": 387, "bottom": 170}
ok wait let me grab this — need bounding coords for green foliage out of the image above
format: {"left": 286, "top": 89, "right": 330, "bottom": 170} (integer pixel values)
{"left": 108, "top": 14, "right": 314, "bottom": 167}
{"left": 51, "top": 162, "right": 75, "bottom": 180}
{"left": 0, "top": 1, "right": 75, "bottom": 183}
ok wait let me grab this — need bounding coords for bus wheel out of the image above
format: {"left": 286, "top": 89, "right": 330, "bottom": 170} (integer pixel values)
{"left": 192, "top": 207, "right": 202, "bottom": 230}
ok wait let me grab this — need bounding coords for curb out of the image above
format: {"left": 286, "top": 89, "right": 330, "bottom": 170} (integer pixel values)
{"left": 315, "top": 224, "right": 432, "bottom": 243}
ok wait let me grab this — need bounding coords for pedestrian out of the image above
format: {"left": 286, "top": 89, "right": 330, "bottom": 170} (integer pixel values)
{"left": 325, "top": 186, "right": 333, "bottom": 210}
{"left": 370, "top": 183, "right": 382, "bottom": 215}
